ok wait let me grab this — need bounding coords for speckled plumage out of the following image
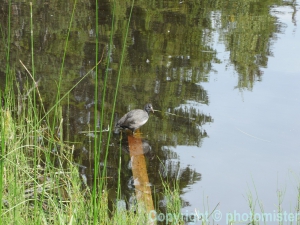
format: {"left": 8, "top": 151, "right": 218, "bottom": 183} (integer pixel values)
{"left": 114, "top": 103, "right": 154, "bottom": 134}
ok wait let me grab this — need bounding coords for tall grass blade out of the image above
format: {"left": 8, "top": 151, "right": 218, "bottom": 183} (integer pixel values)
{"left": 0, "top": 0, "right": 12, "bottom": 221}
{"left": 101, "top": 0, "right": 135, "bottom": 193}
{"left": 52, "top": 0, "right": 77, "bottom": 132}
{"left": 93, "top": 0, "right": 100, "bottom": 222}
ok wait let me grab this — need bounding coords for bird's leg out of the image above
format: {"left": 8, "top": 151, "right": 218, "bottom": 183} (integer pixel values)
{"left": 132, "top": 129, "right": 142, "bottom": 138}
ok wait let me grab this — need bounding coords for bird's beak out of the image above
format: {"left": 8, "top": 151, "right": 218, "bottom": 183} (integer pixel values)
{"left": 151, "top": 107, "right": 154, "bottom": 113}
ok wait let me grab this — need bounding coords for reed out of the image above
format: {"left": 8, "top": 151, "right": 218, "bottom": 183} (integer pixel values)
{"left": 92, "top": 0, "right": 100, "bottom": 221}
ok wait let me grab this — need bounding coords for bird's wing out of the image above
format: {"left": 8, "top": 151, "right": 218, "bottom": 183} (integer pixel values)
{"left": 116, "top": 109, "right": 145, "bottom": 128}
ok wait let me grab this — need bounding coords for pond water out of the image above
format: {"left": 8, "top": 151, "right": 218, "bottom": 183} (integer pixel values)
{"left": 0, "top": 0, "right": 300, "bottom": 224}
{"left": 180, "top": 4, "right": 300, "bottom": 223}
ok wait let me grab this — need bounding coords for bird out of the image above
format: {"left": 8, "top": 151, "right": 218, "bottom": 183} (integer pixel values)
{"left": 114, "top": 103, "right": 154, "bottom": 135}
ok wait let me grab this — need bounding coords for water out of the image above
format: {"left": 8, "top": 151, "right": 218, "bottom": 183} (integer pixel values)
{"left": 0, "top": 0, "right": 299, "bottom": 224}
{"left": 180, "top": 4, "right": 300, "bottom": 224}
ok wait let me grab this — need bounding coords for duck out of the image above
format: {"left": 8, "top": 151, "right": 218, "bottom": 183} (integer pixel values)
{"left": 114, "top": 103, "right": 154, "bottom": 134}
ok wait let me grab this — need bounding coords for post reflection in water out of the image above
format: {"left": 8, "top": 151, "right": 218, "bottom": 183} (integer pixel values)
{"left": 126, "top": 131, "right": 154, "bottom": 215}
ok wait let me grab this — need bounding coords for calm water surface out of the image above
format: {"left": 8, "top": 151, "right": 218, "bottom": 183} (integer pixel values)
{"left": 0, "top": 0, "right": 299, "bottom": 224}
{"left": 181, "top": 4, "right": 300, "bottom": 222}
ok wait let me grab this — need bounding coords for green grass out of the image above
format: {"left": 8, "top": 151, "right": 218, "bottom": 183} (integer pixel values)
{"left": 0, "top": 67, "right": 160, "bottom": 225}
{"left": 161, "top": 178, "right": 185, "bottom": 225}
